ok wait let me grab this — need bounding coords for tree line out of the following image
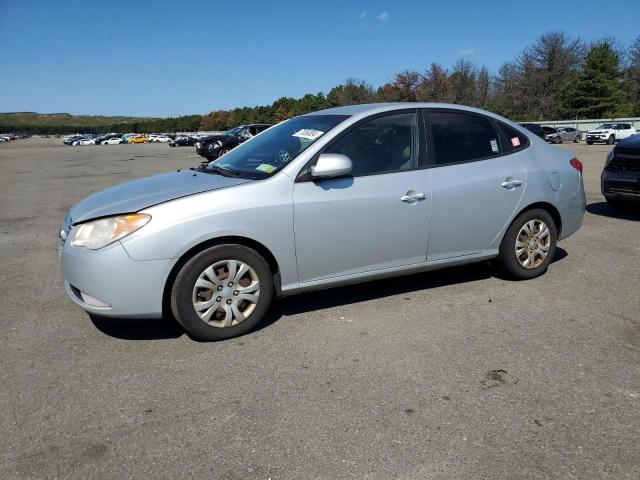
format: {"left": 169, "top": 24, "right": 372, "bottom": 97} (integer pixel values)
{"left": 3, "top": 31, "right": 639, "bottom": 134}
{"left": 201, "top": 32, "right": 640, "bottom": 130}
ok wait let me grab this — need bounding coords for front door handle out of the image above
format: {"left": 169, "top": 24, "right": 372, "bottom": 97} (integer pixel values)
{"left": 401, "top": 191, "right": 427, "bottom": 203}
{"left": 501, "top": 178, "right": 523, "bottom": 189}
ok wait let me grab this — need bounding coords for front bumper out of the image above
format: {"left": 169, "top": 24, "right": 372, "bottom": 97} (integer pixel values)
{"left": 601, "top": 170, "right": 640, "bottom": 202}
{"left": 586, "top": 134, "right": 609, "bottom": 142}
{"left": 61, "top": 240, "right": 176, "bottom": 318}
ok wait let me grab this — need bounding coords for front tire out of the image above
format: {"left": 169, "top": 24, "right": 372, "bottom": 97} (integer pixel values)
{"left": 497, "top": 208, "right": 557, "bottom": 280}
{"left": 587, "top": 141, "right": 593, "bottom": 145}
{"left": 171, "top": 245, "right": 274, "bottom": 341}
{"left": 607, "top": 135, "right": 614, "bottom": 145}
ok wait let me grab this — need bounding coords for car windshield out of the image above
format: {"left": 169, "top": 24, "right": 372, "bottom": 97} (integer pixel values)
{"left": 226, "top": 127, "right": 244, "bottom": 137}
{"left": 207, "top": 114, "right": 350, "bottom": 179}
{"left": 598, "top": 124, "right": 616, "bottom": 129}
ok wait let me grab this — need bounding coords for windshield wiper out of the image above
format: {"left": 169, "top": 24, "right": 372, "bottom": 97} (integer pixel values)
{"left": 205, "top": 164, "right": 244, "bottom": 178}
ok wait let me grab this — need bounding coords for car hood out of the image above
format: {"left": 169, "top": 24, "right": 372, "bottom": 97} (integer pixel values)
{"left": 589, "top": 129, "right": 612, "bottom": 134}
{"left": 69, "top": 169, "right": 251, "bottom": 223}
{"left": 616, "top": 134, "right": 640, "bottom": 149}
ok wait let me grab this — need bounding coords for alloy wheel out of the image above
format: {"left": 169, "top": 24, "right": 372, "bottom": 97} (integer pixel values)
{"left": 192, "top": 259, "right": 260, "bottom": 327}
{"left": 515, "top": 219, "right": 551, "bottom": 269}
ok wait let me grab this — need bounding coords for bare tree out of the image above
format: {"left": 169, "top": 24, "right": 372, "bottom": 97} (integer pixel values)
{"left": 476, "top": 66, "right": 490, "bottom": 109}
{"left": 449, "top": 59, "right": 477, "bottom": 105}
{"left": 416, "top": 63, "right": 452, "bottom": 102}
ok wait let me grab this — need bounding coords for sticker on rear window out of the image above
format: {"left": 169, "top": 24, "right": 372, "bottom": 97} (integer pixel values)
{"left": 293, "top": 129, "right": 324, "bottom": 140}
{"left": 511, "top": 137, "right": 521, "bottom": 147}
{"left": 256, "top": 163, "right": 277, "bottom": 174}
{"left": 490, "top": 139, "right": 499, "bottom": 152}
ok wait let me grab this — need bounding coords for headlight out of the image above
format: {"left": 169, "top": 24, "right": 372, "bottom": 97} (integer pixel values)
{"left": 71, "top": 214, "right": 151, "bottom": 250}
{"left": 605, "top": 149, "right": 614, "bottom": 167}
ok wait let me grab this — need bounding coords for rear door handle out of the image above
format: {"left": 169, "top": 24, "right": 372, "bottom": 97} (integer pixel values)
{"left": 501, "top": 178, "right": 522, "bottom": 189}
{"left": 401, "top": 191, "right": 426, "bottom": 202}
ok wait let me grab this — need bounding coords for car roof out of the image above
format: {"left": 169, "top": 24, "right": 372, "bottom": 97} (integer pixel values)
{"left": 306, "top": 102, "right": 525, "bottom": 126}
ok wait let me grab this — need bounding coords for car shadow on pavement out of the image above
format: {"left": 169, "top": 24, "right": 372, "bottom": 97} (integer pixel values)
{"left": 89, "top": 248, "right": 568, "bottom": 341}
{"left": 89, "top": 314, "right": 185, "bottom": 340}
{"left": 268, "top": 248, "right": 567, "bottom": 321}
{"left": 586, "top": 201, "right": 640, "bottom": 221}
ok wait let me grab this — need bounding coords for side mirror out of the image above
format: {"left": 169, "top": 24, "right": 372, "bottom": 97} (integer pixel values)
{"left": 311, "top": 154, "right": 353, "bottom": 179}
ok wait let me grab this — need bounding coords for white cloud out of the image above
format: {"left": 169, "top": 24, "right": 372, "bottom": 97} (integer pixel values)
{"left": 358, "top": 11, "right": 368, "bottom": 19}
{"left": 459, "top": 48, "right": 477, "bottom": 56}
{"left": 377, "top": 11, "right": 390, "bottom": 21}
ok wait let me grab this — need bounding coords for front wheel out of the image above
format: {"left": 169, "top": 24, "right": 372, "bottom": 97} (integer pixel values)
{"left": 171, "top": 245, "right": 274, "bottom": 341}
{"left": 587, "top": 141, "right": 593, "bottom": 145}
{"left": 607, "top": 135, "right": 614, "bottom": 145}
{"left": 496, "top": 209, "right": 557, "bottom": 280}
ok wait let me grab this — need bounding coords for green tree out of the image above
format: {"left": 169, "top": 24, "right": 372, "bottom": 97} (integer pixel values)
{"left": 564, "top": 41, "right": 625, "bottom": 118}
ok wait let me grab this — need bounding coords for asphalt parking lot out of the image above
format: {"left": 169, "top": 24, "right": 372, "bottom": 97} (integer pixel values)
{"left": 1, "top": 138, "right": 638, "bottom": 479}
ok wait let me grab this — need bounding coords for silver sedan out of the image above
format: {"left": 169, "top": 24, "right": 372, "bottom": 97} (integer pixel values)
{"left": 60, "top": 103, "right": 586, "bottom": 340}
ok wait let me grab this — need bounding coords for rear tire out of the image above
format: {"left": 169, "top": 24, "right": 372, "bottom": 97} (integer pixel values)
{"left": 171, "top": 245, "right": 274, "bottom": 341}
{"left": 574, "top": 135, "right": 580, "bottom": 143}
{"left": 496, "top": 208, "right": 557, "bottom": 280}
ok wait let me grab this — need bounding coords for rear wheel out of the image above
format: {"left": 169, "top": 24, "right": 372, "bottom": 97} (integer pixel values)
{"left": 574, "top": 135, "right": 580, "bottom": 143}
{"left": 171, "top": 245, "right": 274, "bottom": 341}
{"left": 497, "top": 208, "right": 557, "bottom": 280}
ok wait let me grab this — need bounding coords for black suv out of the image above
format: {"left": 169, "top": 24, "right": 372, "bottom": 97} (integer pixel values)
{"left": 601, "top": 134, "right": 640, "bottom": 209}
{"left": 519, "top": 123, "right": 546, "bottom": 139}
{"left": 195, "top": 124, "right": 271, "bottom": 160}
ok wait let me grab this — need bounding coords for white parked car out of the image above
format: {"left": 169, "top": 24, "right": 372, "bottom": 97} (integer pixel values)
{"left": 586, "top": 123, "right": 636, "bottom": 145}
{"left": 101, "top": 137, "right": 123, "bottom": 145}
{"left": 150, "top": 135, "right": 171, "bottom": 143}
{"left": 72, "top": 138, "right": 96, "bottom": 146}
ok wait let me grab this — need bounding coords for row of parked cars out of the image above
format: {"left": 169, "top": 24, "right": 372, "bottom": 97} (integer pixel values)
{"left": 62, "top": 124, "right": 277, "bottom": 164}
{"left": 520, "top": 122, "right": 637, "bottom": 145}
{"left": 0, "top": 133, "right": 30, "bottom": 143}
{"left": 63, "top": 133, "right": 176, "bottom": 146}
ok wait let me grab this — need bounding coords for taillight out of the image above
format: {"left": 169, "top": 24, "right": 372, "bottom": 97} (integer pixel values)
{"left": 570, "top": 158, "right": 583, "bottom": 173}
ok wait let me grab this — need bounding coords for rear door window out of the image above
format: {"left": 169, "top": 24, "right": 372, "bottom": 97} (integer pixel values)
{"left": 427, "top": 111, "right": 501, "bottom": 165}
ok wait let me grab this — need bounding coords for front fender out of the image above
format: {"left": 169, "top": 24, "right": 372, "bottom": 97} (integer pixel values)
{"left": 120, "top": 174, "right": 300, "bottom": 291}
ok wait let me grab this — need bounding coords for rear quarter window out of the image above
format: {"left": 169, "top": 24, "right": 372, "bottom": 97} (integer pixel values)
{"left": 497, "top": 122, "right": 530, "bottom": 152}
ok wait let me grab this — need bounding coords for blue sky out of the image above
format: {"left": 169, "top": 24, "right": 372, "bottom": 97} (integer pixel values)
{"left": 1, "top": 0, "right": 639, "bottom": 117}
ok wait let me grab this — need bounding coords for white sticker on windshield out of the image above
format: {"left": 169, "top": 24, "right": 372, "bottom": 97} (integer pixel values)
{"left": 490, "top": 139, "right": 499, "bottom": 152}
{"left": 293, "top": 129, "right": 324, "bottom": 140}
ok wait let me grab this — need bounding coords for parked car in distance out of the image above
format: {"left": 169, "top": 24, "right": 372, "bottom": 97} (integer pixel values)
{"left": 101, "top": 137, "right": 124, "bottom": 145}
{"left": 127, "top": 135, "right": 149, "bottom": 144}
{"left": 196, "top": 124, "right": 272, "bottom": 160}
{"left": 543, "top": 126, "right": 561, "bottom": 144}
{"left": 72, "top": 138, "right": 96, "bottom": 146}
{"left": 63, "top": 135, "right": 83, "bottom": 145}
{"left": 60, "top": 103, "right": 586, "bottom": 341}
{"left": 148, "top": 134, "right": 172, "bottom": 143}
{"left": 169, "top": 135, "right": 198, "bottom": 147}
{"left": 519, "top": 123, "right": 546, "bottom": 139}
{"left": 586, "top": 123, "right": 636, "bottom": 145}
{"left": 601, "top": 134, "right": 640, "bottom": 209}
{"left": 556, "top": 127, "right": 581, "bottom": 143}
